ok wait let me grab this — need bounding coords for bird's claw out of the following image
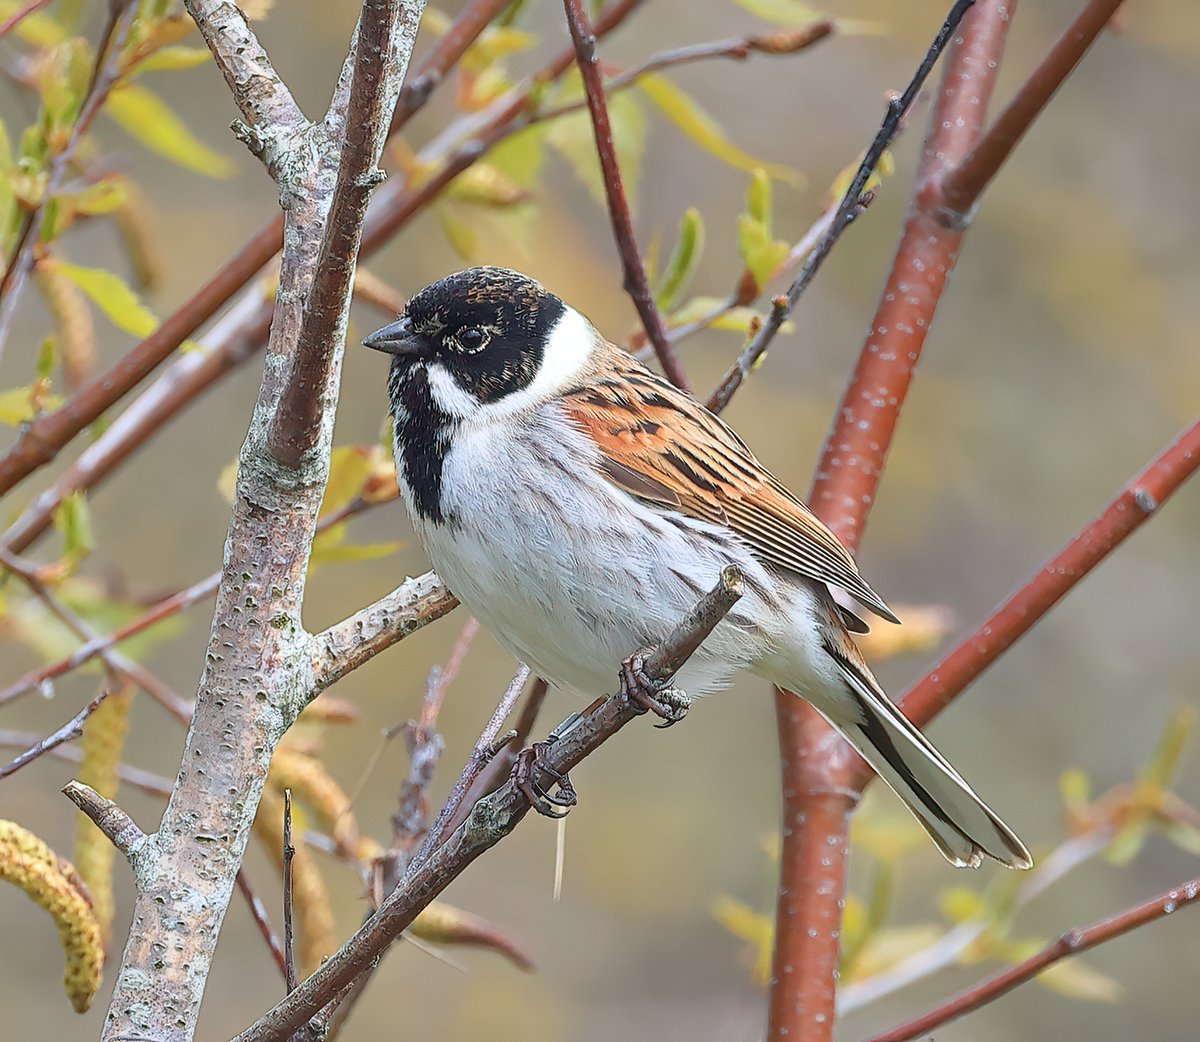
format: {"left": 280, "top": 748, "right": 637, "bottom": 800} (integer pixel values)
{"left": 513, "top": 740, "right": 578, "bottom": 819}
{"left": 620, "top": 650, "right": 691, "bottom": 729}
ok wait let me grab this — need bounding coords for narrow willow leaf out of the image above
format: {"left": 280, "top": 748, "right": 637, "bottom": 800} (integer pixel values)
{"left": 0, "top": 385, "right": 63, "bottom": 426}
{"left": 656, "top": 208, "right": 705, "bottom": 311}
{"left": 637, "top": 74, "right": 801, "bottom": 186}
{"left": 747, "top": 168, "right": 772, "bottom": 225}
{"left": 547, "top": 87, "right": 648, "bottom": 208}
{"left": 0, "top": 0, "right": 69, "bottom": 45}
{"left": 1038, "top": 959, "right": 1123, "bottom": 1003}
{"left": 106, "top": 84, "right": 235, "bottom": 178}
{"left": 133, "top": 45, "right": 213, "bottom": 74}
{"left": 53, "top": 262, "right": 158, "bottom": 337}
{"left": 437, "top": 207, "right": 481, "bottom": 261}
{"left": 54, "top": 491, "right": 94, "bottom": 563}
{"left": 737, "top": 213, "right": 789, "bottom": 289}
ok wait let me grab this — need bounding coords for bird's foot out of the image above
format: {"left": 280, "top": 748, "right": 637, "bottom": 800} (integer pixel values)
{"left": 620, "top": 650, "right": 691, "bottom": 729}
{"left": 513, "top": 739, "right": 578, "bottom": 819}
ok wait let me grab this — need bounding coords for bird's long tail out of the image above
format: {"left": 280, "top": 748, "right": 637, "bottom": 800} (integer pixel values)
{"left": 817, "top": 637, "right": 1032, "bottom": 870}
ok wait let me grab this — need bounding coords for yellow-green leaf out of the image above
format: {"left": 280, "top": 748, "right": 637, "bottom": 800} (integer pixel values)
{"left": 133, "top": 45, "right": 213, "bottom": 74}
{"left": 1139, "top": 705, "right": 1195, "bottom": 792}
{"left": 310, "top": 540, "right": 402, "bottom": 565}
{"left": 106, "top": 84, "right": 235, "bottom": 178}
{"left": 547, "top": 77, "right": 647, "bottom": 208}
{"left": 53, "top": 262, "right": 158, "bottom": 337}
{"left": 1038, "top": 959, "right": 1123, "bottom": 1003}
{"left": 637, "top": 74, "right": 801, "bottom": 186}
{"left": 711, "top": 895, "right": 772, "bottom": 986}
{"left": 217, "top": 458, "right": 238, "bottom": 504}
{"left": 734, "top": 0, "right": 881, "bottom": 34}
{"left": 0, "top": 385, "right": 63, "bottom": 426}
{"left": 486, "top": 124, "right": 547, "bottom": 189}
{"left": 655, "top": 208, "right": 704, "bottom": 311}
{"left": 738, "top": 214, "right": 789, "bottom": 289}
{"left": 939, "top": 886, "right": 985, "bottom": 924}
{"left": 437, "top": 207, "right": 481, "bottom": 262}
{"left": 65, "top": 178, "right": 129, "bottom": 216}
{"left": 747, "top": 167, "right": 772, "bottom": 225}
{"left": 0, "top": 0, "right": 68, "bottom": 46}
{"left": 54, "top": 492, "right": 93, "bottom": 563}
{"left": 828, "top": 148, "right": 895, "bottom": 203}
{"left": 321, "top": 447, "right": 374, "bottom": 517}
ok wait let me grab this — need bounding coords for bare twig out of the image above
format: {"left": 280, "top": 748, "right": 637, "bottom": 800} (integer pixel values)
{"left": 182, "top": 0, "right": 306, "bottom": 164}
{"left": 237, "top": 869, "right": 290, "bottom": 980}
{"left": 710, "top": 0, "right": 976, "bottom": 416}
{"left": 855, "top": 417, "right": 1200, "bottom": 781}
{"left": 0, "top": 0, "right": 138, "bottom": 358}
{"left": 868, "top": 877, "right": 1200, "bottom": 1042}
{"left": 764, "top": 4, "right": 1011, "bottom": 1038}
{"left": 282, "top": 790, "right": 299, "bottom": 993}
{"left": 309, "top": 572, "right": 458, "bottom": 698}
{"left": 0, "top": 494, "right": 391, "bottom": 706}
{"left": 0, "top": 0, "right": 644, "bottom": 532}
{"left": 232, "top": 567, "right": 744, "bottom": 1042}
{"left": 62, "top": 779, "right": 146, "bottom": 860}
{"left": 562, "top": 0, "right": 687, "bottom": 389}
{"left": 0, "top": 0, "right": 510, "bottom": 503}
{"left": 94, "top": 5, "right": 428, "bottom": 1039}
{"left": 941, "top": 0, "right": 1128, "bottom": 219}
{"left": 0, "top": 690, "right": 109, "bottom": 780}
{"left": 0, "top": 545, "right": 191, "bottom": 720}
{"left": 0, "top": 0, "right": 50, "bottom": 38}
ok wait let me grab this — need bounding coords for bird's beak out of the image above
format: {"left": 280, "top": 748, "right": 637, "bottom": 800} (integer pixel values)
{"left": 362, "top": 316, "right": 427, "bottom": 357}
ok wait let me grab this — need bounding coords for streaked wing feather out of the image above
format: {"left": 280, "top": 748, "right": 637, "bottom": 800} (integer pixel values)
{"left": 564, "top": 347, "right": 899, "bottom": 624}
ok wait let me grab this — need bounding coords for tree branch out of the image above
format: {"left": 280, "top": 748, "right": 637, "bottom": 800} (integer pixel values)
{"left": 182, "top": 0, "right": 307, "bottom": 167}
{"left": 309, "top": 571, "right": 458, "bottom": 698}
{"left": 231, "top": 567, "right": 743, "bottom": 1042}
{"left": 62, "top": 779, "right": 147, "bottom": 861}
{"left": 0, "top": 690, "right": 109, "bottom": 780}
{"left": 0, "top": 0, "right": 510, "bottom": 505}
{"left": 0, "top": 0, "right": 138, "bottom": 359}
{"left": 562, "top": 0, "right": 687, "bottom": 389}
{"left": 940, "top": 0, "right": 1127, "bottom": 219}
{"left": 868, "top": 877, "right": 1200, "bottom": 1042}
{"left": 95, "top": 5, "right": 427, "bottom": 1039}
{"left": 765, "top": 5, "right": 1004, "bottom": 1038}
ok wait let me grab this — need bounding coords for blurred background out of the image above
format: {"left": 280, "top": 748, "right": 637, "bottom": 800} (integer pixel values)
{"left": 2, "top": 0, "right": 1199, "bottom": 1039}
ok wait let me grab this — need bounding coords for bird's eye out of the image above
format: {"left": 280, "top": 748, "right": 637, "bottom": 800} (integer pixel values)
{"left": 457, "top": 327, "right": 489, "bottom": 353}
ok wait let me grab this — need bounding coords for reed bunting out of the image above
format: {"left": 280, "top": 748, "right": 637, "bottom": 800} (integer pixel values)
{"left": 364, "top": 266, "right": 1031, "bottom": 870}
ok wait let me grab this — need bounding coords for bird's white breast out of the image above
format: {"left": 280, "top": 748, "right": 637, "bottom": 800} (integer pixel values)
{"left": 408, "top": 403, "right": 804, "bottom": 699}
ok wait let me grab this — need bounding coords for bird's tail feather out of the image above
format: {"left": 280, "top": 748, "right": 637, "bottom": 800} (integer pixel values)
{"left": 821, "top": 640, "right": 1032, "bottom": 870}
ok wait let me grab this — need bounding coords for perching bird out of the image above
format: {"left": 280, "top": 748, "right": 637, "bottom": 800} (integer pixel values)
{"left": 364, "top": 266, "right": 1031, "bottom": 870}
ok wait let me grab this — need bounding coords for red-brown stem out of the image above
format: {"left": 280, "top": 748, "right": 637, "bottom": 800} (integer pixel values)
{"left": 0, "top": 0, "right": 643, "bottom": 545}
{"left": 0, "top": 0, "right": 50, "bottom": 37}
{"left": 561, "top": 0, "right": 688, "bottom": 390}
{"left": 0, "top": 221, "right": 281, "bottom": 498}
{"left": 236, "top": 869, "right": 289, "bottom": 980}
{"left": 0, "top": 0, "right": 510, "bottom": 500}
{"left": 767, "top": 7, "right": 1017, "bottom": 1040}
{"left": 868, "top": 876, "right": 1200, "bottom": 1042}
{"left": 849, "top": 417, "right": 1200, "bottom": 788}
{"left": 941, "top": 0, "right": 1128, "bottom": 218}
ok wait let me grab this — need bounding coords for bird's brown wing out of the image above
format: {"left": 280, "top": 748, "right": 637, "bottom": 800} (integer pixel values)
{"left": 563, "top": 347, "right": 899, "bottom": 624}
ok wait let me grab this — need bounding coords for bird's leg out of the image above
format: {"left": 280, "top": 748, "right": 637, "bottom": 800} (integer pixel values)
{"left": 620, "top": 649, "right": 691, "bottom": 729}
{"left": 513, "top": 714, "right": 581, "bottom": 818}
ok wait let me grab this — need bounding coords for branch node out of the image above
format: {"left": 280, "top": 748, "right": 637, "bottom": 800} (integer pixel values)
{"left": 62, "top": 780, "right": 147, "bottom": 864}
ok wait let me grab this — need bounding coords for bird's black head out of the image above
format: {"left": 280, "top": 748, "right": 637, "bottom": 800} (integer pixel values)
{"left": 364, "top": 266, "right": 573, "bottom": 413}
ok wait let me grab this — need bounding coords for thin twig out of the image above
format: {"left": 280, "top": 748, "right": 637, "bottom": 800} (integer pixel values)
{"left": 0, "top": 545, "right": 191, "bottom": 720}
{"left": 282, "top": 790, "right": 299, "bottom": 993}
{"left": 0, "top": 0, "right": 513, "bottom": 503}
{"left": 0, "top": 690, "right": 108, "bottom": 780}
{"left": 940, "top": 0, "right": 1129, "bottom": 219}
{"left": 0, "top": 496, "right": 393, "bottom": 707}
{"left": 62, "top": 779, "right": 146, "bottom": 860}
{"left": 0, "top": 730, "right": 173, "bottom": 795}
{"left": 709, "top": 0, "right": 977, "bottom": 415}
{"left": 0, "top": 0, "right": 138, "bottom": 358}
{"left": 867, "top": 877, "right": 1200, "bottom": 1042}
{"left": 0, "top": 0, "right": 50, "bottom": 38}
{"left": 232, "top": 567, "right": 744, "bottom": 1042}
{"left": 562, "top": 0, "right": 688, "bottom": 389}
{"left": 237, "top": 869, "right": 290, "bottom": 980}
